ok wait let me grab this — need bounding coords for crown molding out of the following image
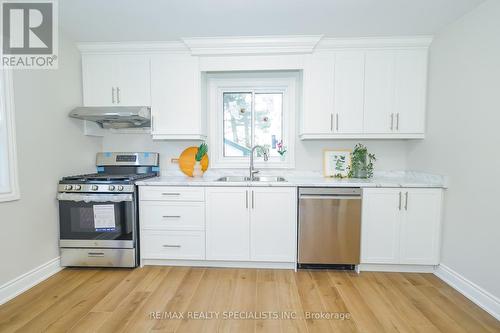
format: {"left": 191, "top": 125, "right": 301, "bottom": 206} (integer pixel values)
{"left": 77, "top": 41, "right": 188, "bottom": 54}
{"left": 316, "top": 36, "right": 433, "bottom": 50}
{"left": 182, "top": 35, "right": 323, "bottom": 56}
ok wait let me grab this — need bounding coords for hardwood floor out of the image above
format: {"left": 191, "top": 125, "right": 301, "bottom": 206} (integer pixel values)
{"left": 0, "top": 267, "right": 498, "bottom": 332}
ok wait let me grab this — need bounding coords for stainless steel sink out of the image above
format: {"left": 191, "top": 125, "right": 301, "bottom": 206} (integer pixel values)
{"left": 215, "top": 176, "right": 287, "bottom": 182}
{"left": 215, "top": 176, "right": 251, "bottom": 182}
{"left": 252, "top": 176, "right": 287, "bottom": 182}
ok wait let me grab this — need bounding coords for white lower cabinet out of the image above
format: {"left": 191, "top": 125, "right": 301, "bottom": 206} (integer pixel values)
{"left": 205, "top": 187, "right": 250, "bottom": 260}
{"left": 361, "top": 188, "right": 443, "bottom": 265}
{"left": 206, "top": 187, "right": 297, "bottom": 263}
{"left": 139, "top": 187, "right": 206, "bottom": 262}
{"left": 250, "top": 187, "right": 296, "bottom": 262}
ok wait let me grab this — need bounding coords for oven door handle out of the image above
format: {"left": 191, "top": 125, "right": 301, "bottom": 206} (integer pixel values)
{"left": 57, "top": 193, "right": 133, "bottom": 203}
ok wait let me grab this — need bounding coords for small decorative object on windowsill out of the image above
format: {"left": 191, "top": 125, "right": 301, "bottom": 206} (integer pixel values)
{"left": 349, "top": 143, "right": 376, "bottom": 179}
{"left": 277, "top": 140, "right": 287, "bottom": 161}
{"left": 193, "top": 143, "right": 208, "bottom": 178}
{"left": 324, "top": 149, "right": 351, "bottom": 178}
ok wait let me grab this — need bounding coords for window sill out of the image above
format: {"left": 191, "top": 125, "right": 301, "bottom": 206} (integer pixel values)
{"left": 0, "top": 190, "right": 20, "bottom": 203}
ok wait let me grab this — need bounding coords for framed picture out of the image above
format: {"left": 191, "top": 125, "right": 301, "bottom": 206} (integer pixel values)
{"left": 323, "top": 149, "right": 351, "bottom": 178}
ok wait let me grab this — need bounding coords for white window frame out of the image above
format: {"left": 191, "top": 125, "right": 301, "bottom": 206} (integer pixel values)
{"left": 0, "top": 70, "right": 20, "bottom": 202}
{"left": 208, "top": 73, "right": 296, "bottom": 169}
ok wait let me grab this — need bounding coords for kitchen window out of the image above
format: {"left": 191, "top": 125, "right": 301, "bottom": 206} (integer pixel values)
{"left": 208, "top": 73, "right": 296, "bottom": 168}
{"left": 0, "top": 70, "right": 19, "bottom": 202}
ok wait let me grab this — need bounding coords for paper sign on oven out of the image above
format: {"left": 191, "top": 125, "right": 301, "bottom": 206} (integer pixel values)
{"left": 93, "top": 204, "right": 116, "bottom": 231}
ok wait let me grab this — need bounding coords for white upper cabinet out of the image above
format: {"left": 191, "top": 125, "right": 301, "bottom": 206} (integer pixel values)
{"left": 300, "top": 40, "right": 429, "bottom": 139}
{"left": 334, "top": 51, "right": 365, "bottom": 134}
{"left": 82, "top": 54, "right": 151, "bottom": 107}
{"left": 363, "top": 50, "right": 395, "bottom": 134}
{"left": 361, "top": 188, "right": 442, "bottom": 266}
{"left": 302, "top": 52, "right": 335, "bottom": 135}
{"left": 393, "top": 50, "right": 427, "bottom": 134}
{"left": 150, "top": 54, "right": 206, "bottom": 140}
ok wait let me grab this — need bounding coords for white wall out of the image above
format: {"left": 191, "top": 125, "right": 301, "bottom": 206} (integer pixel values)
{"left": 407, "top": 0, "right": 500, "bottom": 298}
{"left": 102, "top": 135, "right": 409, "bottom": 173}
{"left": 0, "top": 34, "right": 101, "bottom": 286}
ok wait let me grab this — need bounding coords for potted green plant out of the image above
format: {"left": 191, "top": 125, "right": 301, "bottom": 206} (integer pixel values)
{"left": 349, "top": 144, "right": 376, "bottom": 179}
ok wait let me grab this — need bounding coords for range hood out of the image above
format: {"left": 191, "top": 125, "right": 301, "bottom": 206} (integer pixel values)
{"left": 69, "top": 106, "right": 151, "bottom": 129}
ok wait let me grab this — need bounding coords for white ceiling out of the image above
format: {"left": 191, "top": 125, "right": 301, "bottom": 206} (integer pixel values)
{"left": 60, "top": 0, "right": 485, "bottom": 42}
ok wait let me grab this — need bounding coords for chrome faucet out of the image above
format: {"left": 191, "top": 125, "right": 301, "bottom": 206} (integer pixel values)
{"left": 249, "top": 145, "right": 269, "bottom": 180}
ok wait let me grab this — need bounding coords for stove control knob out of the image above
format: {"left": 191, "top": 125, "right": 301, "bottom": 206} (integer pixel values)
{"left": 64, "top": 185, "right": 73, "bottom": 191}
{"left": 117, "top": 185, "right": 124, "bottom": 191}
{"left": 74, "top": 185, "right": 81, "bottom": 191}
{"left": 108, "top": 185, "right": 115, "bottom": 191}
{"left": 91, "top": 185, "right": 98, "bottom": 191}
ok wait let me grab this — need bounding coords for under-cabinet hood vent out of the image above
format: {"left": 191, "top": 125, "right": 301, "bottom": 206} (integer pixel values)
{"left": 69, "top": 106, "right": 151, "bottom": 129}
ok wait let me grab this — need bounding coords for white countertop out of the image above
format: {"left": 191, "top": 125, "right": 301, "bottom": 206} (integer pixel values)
{"left": 136, "top": 170, "right": 447, "bottom": 188}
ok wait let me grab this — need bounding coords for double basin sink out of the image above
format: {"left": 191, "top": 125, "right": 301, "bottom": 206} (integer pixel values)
{"left": 216, "top": 176, "right": 287, "bottom": 182}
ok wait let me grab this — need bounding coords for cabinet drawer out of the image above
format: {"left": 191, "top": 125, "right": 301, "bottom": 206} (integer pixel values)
{"left": 140, "top": 202, "right": 205, "bottom": 230}
{"left": 140, "top": 187, "right": 204, "bottom": 202}
{"left": 142, "top": 230, "right": 205, "bottom": 260}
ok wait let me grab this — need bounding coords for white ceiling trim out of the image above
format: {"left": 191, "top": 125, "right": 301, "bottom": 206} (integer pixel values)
{"left": 76, "top": 35, "right": 433, "bottom": 56}
{"left": 182, "top": 35, "right": 324, "bottom": 55}
{"left": 77, "top": 41, "right": 188, "bottom": 54}
{"left": 317, "top": 36, "right": 433, "bottom": 50}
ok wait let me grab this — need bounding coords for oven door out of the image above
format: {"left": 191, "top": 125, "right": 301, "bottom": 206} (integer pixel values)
{"left": 57, "top": 192, "right": 136, "bottom": 248}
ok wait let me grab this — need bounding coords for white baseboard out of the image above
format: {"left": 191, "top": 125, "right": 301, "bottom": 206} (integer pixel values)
{"left": 0, "top": 257, "right": 62, "bottom": 305}
{"left": 434, "top": 264, "right": 500, "bottom": 321}
{"left": 142, "top": 259, "right": 295, "bottom": 270}
{"left": 358, "top": 263, "right": 437, "bottom": 273}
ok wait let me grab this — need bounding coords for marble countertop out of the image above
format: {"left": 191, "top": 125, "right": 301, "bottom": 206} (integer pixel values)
{"left": 136, "top": 170, "right": 447, "bottom": 188}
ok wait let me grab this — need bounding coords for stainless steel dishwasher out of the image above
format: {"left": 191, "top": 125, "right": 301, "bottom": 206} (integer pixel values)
{"left": 298, "top": 187, "right": 361, "bottom": 269}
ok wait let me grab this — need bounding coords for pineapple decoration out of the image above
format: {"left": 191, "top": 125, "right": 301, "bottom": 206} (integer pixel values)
{"left": 192, "top": 143, "right": 208, "bottom": 177}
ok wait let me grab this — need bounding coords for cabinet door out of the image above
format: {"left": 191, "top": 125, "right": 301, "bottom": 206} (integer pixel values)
{"left": 150, "top": 54, "right": 204, "bottom": 139}
{"left": 250, "top": 188, "right": 296, "bottom": 262}
{"left": 363, "top": 51, "right": 395, "bottom": 134}
{"left": 114, "top": 55, "right": 151, "bottom": 106}
{"left": 394, "top": 50, "right": 427, "bottom": 134}
{"left": 301, "top": 52, "right": 335, "bottom": 135}
{"left": 333, "top": 52, "right": 365, "bottom": 134}
{"left": 206, "top": 187, "right": 250, "bottom": 261}
{"left": 399, "top": 189, "right": 442, "bottom": 265}
{"left": 361, "top": 188, "right": 401, "bottom": 264}
{"left": 82, "top": 55, "right": 115, "bottom": 106}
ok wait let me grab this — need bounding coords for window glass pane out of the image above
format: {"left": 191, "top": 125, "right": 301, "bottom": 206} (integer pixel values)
{"left": 223, "top": 92, "right": 252, "bottom": 157}
{"left": 254, "top": 93, "right": 283, "bottom": 157}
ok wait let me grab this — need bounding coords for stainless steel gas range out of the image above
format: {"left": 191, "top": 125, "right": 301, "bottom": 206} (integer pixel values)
{"left": 57, "top": 152, "right": 159, "bottom": 267}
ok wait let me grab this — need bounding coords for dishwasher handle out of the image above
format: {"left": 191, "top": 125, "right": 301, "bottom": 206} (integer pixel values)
{"left": 300, "top": 195, "right": 361, "bottom": 200}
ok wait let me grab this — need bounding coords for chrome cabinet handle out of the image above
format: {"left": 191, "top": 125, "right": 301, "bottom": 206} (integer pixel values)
{"left": 162, "top": 244, "right": 181, "bottom": 248}
{"left": 390, "top": 113, "right": 394, "bottom": 131}
{"left": 398, "top": 192, "right": 402, "bottom": 210}
{"left": 162, "top": 193, "right": 180, "bottom": 196}
{"left": 116, "top": 87, "right": 121, "bottom": 104}
{"left": 396, "top": 113, "right": 400, "bottom": 131}
{"left": 151, "top": 114, "right": 154, "bottom": 133}
{"left": 112, "top": 87, "right": 115, "bottom": 104}
{"left": 405, "top": 192, "right": 408, "bottom": 210}
{"left": 162, "top": 215, "right": 181, "bottom": 218}
{"left": 330, "top": 114, "right": 334, "bottom": 131}
{"left": 251, "top": 190, "right": 255, "bottom": 209}
{"left": 246, "top": 190, "right": 249, "bottom": 209}
{"left": 88, "top": 252, "right": 105, "bottom": 257}
{"left": 336, "top": 114, "right": 339, "bottom": 132}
